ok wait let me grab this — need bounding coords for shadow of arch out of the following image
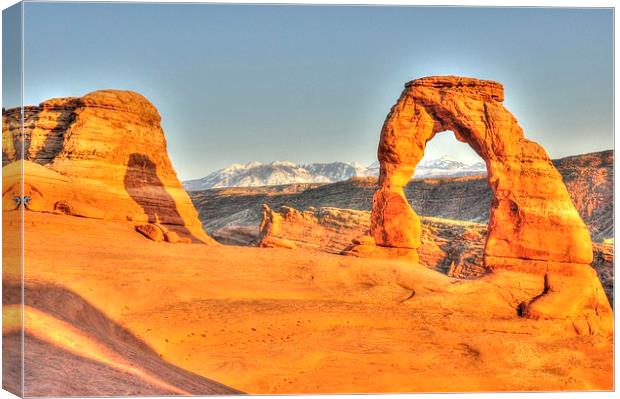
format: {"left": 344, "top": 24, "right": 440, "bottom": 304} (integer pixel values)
{"left": 3, "top": 281, "right": 242, "bottom": 396}
{"left": 124, "top": 153, "right": 199, "bottom": 242}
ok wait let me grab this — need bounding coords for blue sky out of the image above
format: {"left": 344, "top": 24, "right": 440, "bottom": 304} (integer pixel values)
{"left": 10, "top": 3, "right": 615, "bottom": 179}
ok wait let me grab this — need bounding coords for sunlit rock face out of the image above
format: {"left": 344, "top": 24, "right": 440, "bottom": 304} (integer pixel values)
{"left": 362, "top": 76, "right": 610, "bottom": 326}
{"left": 2, "top": 90, "right": 214, "bottom": 243}
{"left": 371, "top": 76, "right": 591, "bottom": 264}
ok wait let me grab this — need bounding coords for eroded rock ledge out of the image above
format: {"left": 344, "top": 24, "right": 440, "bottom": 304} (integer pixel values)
{"left": 405, "top": 76, "right": 504, "bottom": 101}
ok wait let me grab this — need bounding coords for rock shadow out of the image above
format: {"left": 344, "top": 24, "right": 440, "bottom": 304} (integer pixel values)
{"left": 32, "top": 102, "right": 81, "bottom": 165}
{"left": 2, "top": 107, "right": 28, "bottom": 165}
{"left": 124, "top": 153, "right": 198, "bottom": 242}
{"left": 3, "top": 281, "right": 242, "bottom": 396}
{"left": 2, "top": 102, "right": 80, "bottom": 166}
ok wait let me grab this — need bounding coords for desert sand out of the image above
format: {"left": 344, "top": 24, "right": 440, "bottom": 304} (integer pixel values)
{"left": 3, "top": 211, "right": 613, "bottom": 394}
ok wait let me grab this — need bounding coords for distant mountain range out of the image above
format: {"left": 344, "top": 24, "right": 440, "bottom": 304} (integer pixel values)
{"left": 410, "top": 156, "right": 486, "bottom": 179}
{"left": 183, "top": 156, "right": 487, "bottom": 190}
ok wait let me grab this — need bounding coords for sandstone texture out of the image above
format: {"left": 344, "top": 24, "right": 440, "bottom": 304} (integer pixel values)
{"left": 365, "top": 76, "right": 609, "bottom": 325}
{"left": 258, "top": 205, "right": 369, "bottom": 253}
{"left": 2, "top": 90, "right": 214, "bottom": 243}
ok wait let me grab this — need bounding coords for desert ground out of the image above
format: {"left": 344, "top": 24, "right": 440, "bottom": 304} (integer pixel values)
{"left": 2, "top": 211, "right": 613, "bottom": 395}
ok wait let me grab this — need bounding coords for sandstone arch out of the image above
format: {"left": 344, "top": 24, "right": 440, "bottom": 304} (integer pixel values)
{"left": 367, "top": 76, "right": 611, "bottom": 326}
{"left": 371, "top": 76, "right": 592, "bottom": 268}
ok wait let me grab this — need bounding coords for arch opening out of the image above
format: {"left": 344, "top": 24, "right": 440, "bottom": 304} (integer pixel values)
{"left": 413, "top": 130, "right": 486, "bottom": 180}
{"left": 411, "top": 130, "right": 490, "bottom": 277}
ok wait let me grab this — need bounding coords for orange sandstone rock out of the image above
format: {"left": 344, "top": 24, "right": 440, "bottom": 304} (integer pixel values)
{"left": 135, "top": 224, "right": 165, "bottom": 242}
{"left": 372, "top": 76, "right": 591, "bottom": 264}
{"left": 258, "top": 204, "right": 369, "bottom": 252}
{"left": 2, "top": 90, "right": 215, "bottom": 244}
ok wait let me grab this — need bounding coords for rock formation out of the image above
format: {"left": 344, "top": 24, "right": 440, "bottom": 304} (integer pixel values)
{"left": 592, "top": 240, "right": 614, "bottom": 304}
{"left": 356, "top": 76, "right": 610, "bottom": 326}
{"left": 2, "top": 90, "right": 214, "bottom": 244}
{"left": 368, "top": 76, "right": 590, "bottom": 263}
{"left": 258, "top": 205, "right": 487, "bottom": 279}
{"left": 554, "top": 150, "right": 613, "bottom": 241}
{"left": 258, "top": 205, "right": 370, "bottom": 253}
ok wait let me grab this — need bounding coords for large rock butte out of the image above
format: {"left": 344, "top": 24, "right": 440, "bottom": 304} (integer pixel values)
{"left": 352, "top": 76, "right": 610, "bottom": 325}
{"left": 2, "top": 90, "right": 214, "bottom": 243}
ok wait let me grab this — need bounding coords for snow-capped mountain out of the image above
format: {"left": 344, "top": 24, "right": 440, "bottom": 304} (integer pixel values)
{"left": 413, "top": 156, "right": 486, "bottom": 178}
{"left": 302, "top": 162, "right": 368, "bottom": 182}
{"left": 183, "top": 161, "right": 362, "bottom": 190}
{"left": 183, "top": 156, "right": 487, "bottom": 190}
{"left": 420, "top": 156, "right": 469, "bottom": 169}
{"left": 366, "top": 161, "right": 380, "bottom": 177}
{"left": 365, "top": 156, "right": 485, "bottom": 179}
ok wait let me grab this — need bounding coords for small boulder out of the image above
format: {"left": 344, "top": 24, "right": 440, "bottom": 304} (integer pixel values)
{"left": 135, "top": 224, "right": 164, "bottom": 242}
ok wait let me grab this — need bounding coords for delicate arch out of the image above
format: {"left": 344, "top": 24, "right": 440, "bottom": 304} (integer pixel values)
{"left": 370, "top": 76, "right": 593, "bottom": 268}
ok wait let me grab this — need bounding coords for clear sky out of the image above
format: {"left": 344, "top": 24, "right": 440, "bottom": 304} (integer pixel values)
{"left": 11, "top": 3, "right": 615, "bottom": 179}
